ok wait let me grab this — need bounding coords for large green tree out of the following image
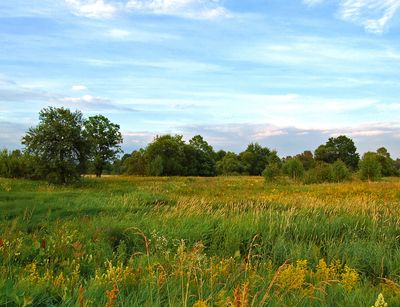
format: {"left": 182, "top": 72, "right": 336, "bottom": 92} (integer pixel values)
{"left": 216, "top": 152, "right": 246, "bottom": 175}
{"left": 145, "top": 135, "right": 186, "bottom": 176}
{"left": 22, "top": 107, "right": 87, "bottom": 184}
{"left": 315, "top": 135, "right": 359, "bottom": 169}
{"left": 239, "top": 143, "right": 270, "bottom": 175}
{"left": 187, "top": 135, "right": 216, "bottom": 176}
{"left": 84, "top": 115, "right": 123, "bottom": 177}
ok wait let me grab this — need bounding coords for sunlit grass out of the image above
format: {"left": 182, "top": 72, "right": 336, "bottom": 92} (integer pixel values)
{"left": 0, "top": 176, "right": 400, "bottom": 305}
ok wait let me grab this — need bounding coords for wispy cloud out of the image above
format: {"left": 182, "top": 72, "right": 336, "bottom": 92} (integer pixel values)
{"left": 0, "top": 78, "right": 134, "bottom": 112}
{"left": 303, "top": 0, "right": 400, "bottom": 33}
{"left": 63, "top": 0, "right": 230, "bottom": 20}
{"left": 175, "top": 122, "right": 400, "bottom": 156}
{"left": 125, "top": 0, "right": 230, "bottom": 19}
{"left": 339, "top": 0, "right": 400, "bottom": 33}
{"left": 303, "top": 0, "right": 324, "bottom": 6}
{"left": 65, "top": 0, "right": 118, "bottom": 19}
{"left": 71, "top": 85, "right": 87, "bottom": 91}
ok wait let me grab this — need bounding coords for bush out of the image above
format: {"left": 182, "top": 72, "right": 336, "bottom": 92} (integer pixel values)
{"left": 303, "top": 162, "right": 332, "bottom": 184}
{"left": 283, "top": 158, "right": 305, "bottom": 180}
{"left": 359, "top": 152, "right": 381, "bottom": 181}
{"left": 0, "top": 149, "right": 38, "bottom": 179}
{"left": 262, "top": 163, "right": 281, "bottom": 182}
{"left": 331, "top": 160, "right": 351, "bottom": 182}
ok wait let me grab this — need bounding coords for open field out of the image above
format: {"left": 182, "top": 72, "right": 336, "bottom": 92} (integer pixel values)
{"left": 1, "top": 176, "right": 400, "bottom": 306}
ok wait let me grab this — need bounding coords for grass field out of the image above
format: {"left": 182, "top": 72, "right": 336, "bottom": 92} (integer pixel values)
{"left": 0, "top": 176, "right": 400, "bottom": 306}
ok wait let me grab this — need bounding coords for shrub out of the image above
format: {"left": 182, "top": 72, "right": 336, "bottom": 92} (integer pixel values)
{"left": 359, "top": 152, "right": 381, "bottom": 181}
{"left": 262, "top": 163, "right": 281, "bottom": 182}
{"left": 331, "top": 160, "right": 351, "bottom": 182}
{"left": 283, "top": 158, "right": 304, "bottom": 180}
{"left": 303, "top": 162, "right": 333, "bottom": 184}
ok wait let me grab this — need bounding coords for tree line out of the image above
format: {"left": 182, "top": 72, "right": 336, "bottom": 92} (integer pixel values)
{"left": 121, "top": 133, "right": 399, "bottom": 182}
{"left": 0, "top": 107, "right": 399, "bottom": 183}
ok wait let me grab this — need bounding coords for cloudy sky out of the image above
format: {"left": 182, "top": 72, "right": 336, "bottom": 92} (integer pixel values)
{"left": 1, "top": 0, "right": 400, "bottom": 157}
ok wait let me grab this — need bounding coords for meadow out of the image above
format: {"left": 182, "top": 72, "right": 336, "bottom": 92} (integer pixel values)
{"left": 0, "top": 176, "right": 399, "bottom": 306}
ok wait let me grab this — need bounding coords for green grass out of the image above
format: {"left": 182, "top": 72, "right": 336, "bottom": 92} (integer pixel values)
{"left": 0, "top": 176, "right": 399, "bottom": 306}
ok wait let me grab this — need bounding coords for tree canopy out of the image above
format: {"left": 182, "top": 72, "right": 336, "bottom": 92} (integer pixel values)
{"left": 315, "top": 135, "right": 359, "bottom": 169}
{"left": 22, "top": 107, "right": 87, "bottom": 184}
{"left": 84, "top": 115, "right": 123, "bottom": 177}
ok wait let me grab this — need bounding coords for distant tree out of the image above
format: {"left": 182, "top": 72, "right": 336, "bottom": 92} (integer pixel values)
{"left": 145, "top": 135, "right": 186, "bottom": 176}
{"left": 283, "top": 158, "right": 304, "bottom": 180}
{"left": 262, "top": 162, "right": 281, "bottom": 182}
{"left": 149, "top": 155, "right": 164, "bottom": 176}
{"left": 188, "top": 135, "right": 216, "bottom": 176}
{"left": 331, "top": 159, "right": 350, "bottom": 182}
{"left": 0, "top": 149, "right": 37, "bottom": 179}
{"left": 376, "top": 147, "right": 397, "bottom": 176}
{"left": 215, "top": 150, "right": 227, "bottom": 162}
{"left": 296, "top": 150, "right": 315, "bottom": 170}
{"left": 315, "top": 135, "right": 359, "bottom": 169}
{"left": 22, "top": 107, "right": 87, "bottom": 184}
{"left": 267, "top": 150, "right": 282, "bottom": 166}
{"left": 303, "top": 161, "right": 332, "bottom": 184}
{"left": 84, "top": 115, "right": 123, "bottom": 177}
{"left": 216, "top": 152, "right": 245, "bottom": 175}
{"left": 239, "top": 143, "right": 270, "bottom": 175}
{"left": 123, "top": 150, "right": 146, "bottom": 175}
{"left": 359, "top": 152, "right": 382, "bottom": 181}
{"left": 395, "top": 158, "right": 400, "bottom": 174}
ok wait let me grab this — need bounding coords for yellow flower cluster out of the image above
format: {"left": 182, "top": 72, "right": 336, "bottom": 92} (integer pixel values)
{"left": 276, "top": 260, "right": 308, "bottom": 290}
{"left": 95, "top": 261, "right": 138, "bottom": 285}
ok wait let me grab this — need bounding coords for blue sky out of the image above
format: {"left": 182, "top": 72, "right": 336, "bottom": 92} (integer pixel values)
{"left": 1, "top": 0, "right": 400, "bottom": 157}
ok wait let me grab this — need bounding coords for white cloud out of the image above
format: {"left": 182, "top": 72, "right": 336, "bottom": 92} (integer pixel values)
{"left": 65, "top": 0, "right": 118, "bottom": 19}
{"left": 303, "top": 0, "right": 324, "bottom": 6}
{"left": 125, "top": 0, "right": 230, "bottom": 19}
{"left": 71, "top": 85, "right": 87, "bottom": 91}
{"left": 339, "top": 0, "right": 400, "bottom": 33}
{"left": 64, "top": 0, "right": 229, "bottom": 20}
{"left": 61, "top": 94, "right": 106, "bottom": 103}
{"left": 302, "top": 0, "right": 400, "bottom": 33}
{"left": 108, "top": 29, "right": 131, "bottom": 39}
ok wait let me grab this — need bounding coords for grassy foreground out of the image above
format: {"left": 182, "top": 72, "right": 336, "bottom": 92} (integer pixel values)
{"left": 0, "top": 176, "right": 400, "bottom": 306}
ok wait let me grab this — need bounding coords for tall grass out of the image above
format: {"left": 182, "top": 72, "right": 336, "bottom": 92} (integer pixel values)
{"left": 0, "top": 176, "right": 399, "bottom": 305}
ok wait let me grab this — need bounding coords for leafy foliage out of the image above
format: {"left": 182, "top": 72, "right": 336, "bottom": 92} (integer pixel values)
{"left": 84, "top": 115, "right": 123, "bottom": 177}
{"left": 22, "top": 107, "right": 87, "bottom": 184}
{"left": 283, "top": 158, "right": 304, "bottom": 180}
{"left": 315, "top": 135, "right": 360, "bottom": 170}
{"left": 359, "top": 152, "right": 382, "bottom": 181}
{"left": 331, "top": 159, "right": 351, "bottom": 182}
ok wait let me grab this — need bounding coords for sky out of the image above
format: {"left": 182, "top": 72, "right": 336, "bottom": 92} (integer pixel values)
{"left": 1, "top": 0, "right": 400, "bottom": 157}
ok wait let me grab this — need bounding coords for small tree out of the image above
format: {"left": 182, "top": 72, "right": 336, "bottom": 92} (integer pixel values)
{"left": 303, "top": 161, "right": 333, "bottom": 184}
{"left": 22, "top": 107, "right": 87, "bottom": 184}
{"left": 123, "top": 150, "right": 146, "bottom": 175}
{"left": 216, "top": 152, "right": 246, "bottom": 175}
{"left": 331, "top": 160, "right": 350, "bottom": 182}
{"left": 359, "top": 152, "right": 381, "bottom": 181}
{"left": 84, "top": 115, "right": 123, "bottom": 177}
{"left": 283, "top": 158, "right": 304, "bottom": 180}
{"left": 149, "top": 155, "right": 163, "bottom": 176}
{"left": 262, "top": 162, "right": 281, "bottom": 182}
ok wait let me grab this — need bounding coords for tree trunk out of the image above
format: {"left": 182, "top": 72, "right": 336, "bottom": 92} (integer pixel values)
{"left": 96, "top": 166, "right": 102, "bottom": 178}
